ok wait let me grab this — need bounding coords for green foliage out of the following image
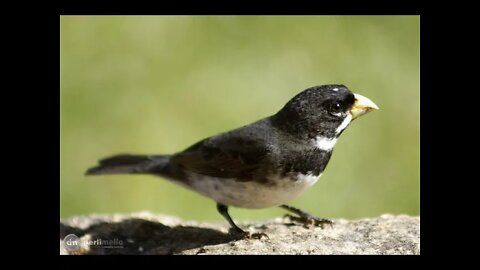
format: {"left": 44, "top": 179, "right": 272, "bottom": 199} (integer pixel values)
{"left": 60, "top": 16, "right": 419, "bottom": 220}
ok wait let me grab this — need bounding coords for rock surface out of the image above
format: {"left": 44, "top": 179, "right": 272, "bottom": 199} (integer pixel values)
{"left": 60, "top": 211, "right": 420, "bottom": 255}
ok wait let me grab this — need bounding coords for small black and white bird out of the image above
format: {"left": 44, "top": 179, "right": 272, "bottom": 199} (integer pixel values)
{"left": 86, "top": 84, "right": 378, "bottom": 238}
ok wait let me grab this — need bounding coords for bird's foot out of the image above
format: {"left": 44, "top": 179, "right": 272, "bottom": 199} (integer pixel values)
{"left": 250, "top": 232, "right": 269, "bottom": 239}
{"left": 284, "top": 214, "right": 334, "bottom": 229}
{"left": 229, "top": 228, "right": 269, "bottom": 240}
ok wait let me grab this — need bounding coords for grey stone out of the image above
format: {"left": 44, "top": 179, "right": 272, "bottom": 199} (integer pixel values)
{"left": 60, "top": 211, "right": 419, "bottom": 255}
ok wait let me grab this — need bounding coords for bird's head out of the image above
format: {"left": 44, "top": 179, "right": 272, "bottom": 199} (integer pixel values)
{"left": 272, "top": 85, "right": 379, "bottom": 140}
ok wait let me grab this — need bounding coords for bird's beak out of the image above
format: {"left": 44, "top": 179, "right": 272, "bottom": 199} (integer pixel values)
{"left": 350, "top": 93, "right": 379, "bottom": 120}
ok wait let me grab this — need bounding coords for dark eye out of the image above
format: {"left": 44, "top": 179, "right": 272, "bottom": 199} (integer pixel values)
{"left": 329, "top": 102, "right": 342, "bottom": 114}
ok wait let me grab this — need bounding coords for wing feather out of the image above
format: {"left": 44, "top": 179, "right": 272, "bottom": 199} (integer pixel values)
{"left": 173, "top": 136, "right": 269, "bottom": 180}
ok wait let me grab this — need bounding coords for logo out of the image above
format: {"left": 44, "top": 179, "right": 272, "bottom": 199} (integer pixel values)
{"left": 63, "top": 234, "right": 81, "bottom": 252}
{"left": 62, "top": 233, "right": 124, "bottom": 252}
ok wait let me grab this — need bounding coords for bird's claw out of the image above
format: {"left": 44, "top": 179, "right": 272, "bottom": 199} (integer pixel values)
{"left": 284, "top": 214, "right": 334, "bottom": 229}
{"left": 229, "top": 228, "right": 269, "bottom": 240}
{"left": 250, "top": 232, "right": 269, "bottom": 239}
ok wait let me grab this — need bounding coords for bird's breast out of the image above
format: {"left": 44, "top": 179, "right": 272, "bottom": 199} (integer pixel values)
{"left": 183, "top": 172, "right": 322, "bottom": 209}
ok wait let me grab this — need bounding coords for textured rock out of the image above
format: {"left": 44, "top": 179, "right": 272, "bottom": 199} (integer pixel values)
{"left": 60, "top": 211, "right": 420, "bottom": 255}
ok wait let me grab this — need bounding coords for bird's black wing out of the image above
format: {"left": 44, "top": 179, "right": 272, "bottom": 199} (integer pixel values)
{"left": 172, "top": 132, "right": 272, "bottom": 181}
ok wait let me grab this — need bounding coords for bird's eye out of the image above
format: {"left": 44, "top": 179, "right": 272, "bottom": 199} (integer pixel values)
{"left": 328, "top": 102, "right": 343, "bottom": 115}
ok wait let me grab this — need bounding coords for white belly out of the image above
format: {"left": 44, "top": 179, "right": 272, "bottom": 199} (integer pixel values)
{"left": 182, "top": 172, "right": 321, "bottom": 209}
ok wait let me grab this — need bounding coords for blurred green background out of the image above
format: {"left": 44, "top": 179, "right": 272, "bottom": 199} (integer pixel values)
{"left": 60, "top": 16, "right": 419, "bottom": 221}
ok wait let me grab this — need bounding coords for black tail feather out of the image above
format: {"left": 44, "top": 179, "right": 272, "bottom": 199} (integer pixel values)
{"left": 85, "top": 154, "right": 170, "bottom": 176}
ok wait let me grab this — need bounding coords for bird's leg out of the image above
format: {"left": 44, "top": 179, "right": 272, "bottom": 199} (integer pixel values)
{"left": 216, "top": 203, "right": 268, "bottom": 239}
{"left": 280, "top": 204, "right": 334, "bottom": 229}
{"left": 216, "top": 203, "right": 246, "bottom": 235}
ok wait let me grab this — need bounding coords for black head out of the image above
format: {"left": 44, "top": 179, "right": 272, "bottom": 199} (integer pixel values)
{"left": 271, "top": 85, "right": 357, "bottom": 140}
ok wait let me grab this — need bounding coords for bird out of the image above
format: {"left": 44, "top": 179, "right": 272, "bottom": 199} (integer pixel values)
{"left": 86, "top": 84, "right": 379, "bottom": 239}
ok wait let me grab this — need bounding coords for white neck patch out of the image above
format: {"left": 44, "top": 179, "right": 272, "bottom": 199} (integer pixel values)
{"left": 313, "top": 136, "right": 338, "bottom": 151}
{"left": 313, "top": 114, "right": 352, "bottom": 151}
{"left": 336, "top": 113, "right": 352, "bottom": 135}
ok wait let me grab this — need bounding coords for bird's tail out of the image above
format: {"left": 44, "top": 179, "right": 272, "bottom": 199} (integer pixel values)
{"left": 85, "top": 154, "right": 170, "bottom": 176}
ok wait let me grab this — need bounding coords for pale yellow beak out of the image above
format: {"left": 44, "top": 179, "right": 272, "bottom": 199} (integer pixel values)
{"left": 350, "top": 93, "right": 379, "bottom": 120}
